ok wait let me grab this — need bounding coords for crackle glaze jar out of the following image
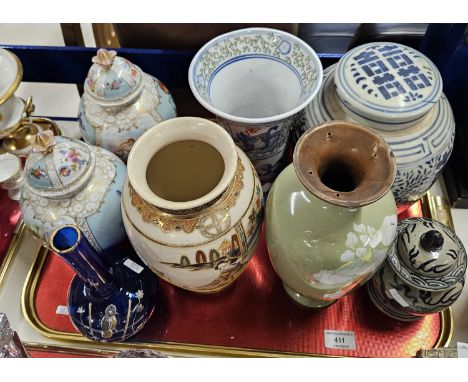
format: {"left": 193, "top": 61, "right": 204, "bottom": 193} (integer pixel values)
{"left": 266, "top": 121, "right": 397, "bottom": 308}
{"left": 368, "top": 218, "right": 467, "bottom": 321}
{"left": 121, "top": 117, "right": 263, "bottom": 293}
{"left": 298, "top": 42, "right": 455, "bottom": 206}
{"left": 78, "top": 49, "right": 177, "bottom": 161}
{"left": 20, "top": 132, "right": 127, "bottom": 252}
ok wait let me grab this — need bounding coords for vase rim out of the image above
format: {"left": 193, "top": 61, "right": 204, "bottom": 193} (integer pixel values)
{"left": 188, "top": 27, "right": 323, "bottom": 124}
{"left": 50, "top": 224, "right": 81, "bottom": 254}
{"left": 127, "top": 117, "right": 238, "bottom": 211}
{"left": 293, "top": 120, "right": 396, "bottom": 208}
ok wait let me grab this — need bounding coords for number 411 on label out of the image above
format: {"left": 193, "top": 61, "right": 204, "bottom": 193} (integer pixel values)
{"left": 324, "top": 330, "right": 357, "bottom": 350}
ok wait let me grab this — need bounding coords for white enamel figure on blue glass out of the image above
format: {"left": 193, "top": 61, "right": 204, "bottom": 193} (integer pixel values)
{"left": 298, "top": 42, "right": 455, "bottom": 206}
{"left": 78, "top": 49, "right": 177, "bottom": 161}
{"left": 20, "top": 131, "right": 127, "bottom": 253}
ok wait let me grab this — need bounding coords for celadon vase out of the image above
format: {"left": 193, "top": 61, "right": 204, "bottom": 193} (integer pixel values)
{"left": 121, "top": 117, "right": 263, "bottom": 293}
{"left": 266, "top": 121, "right": 398, "bottom": 308}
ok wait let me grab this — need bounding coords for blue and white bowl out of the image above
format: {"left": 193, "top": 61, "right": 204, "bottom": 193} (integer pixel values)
{"left": 189, "top": 28, "right": 323, "bottom": 192}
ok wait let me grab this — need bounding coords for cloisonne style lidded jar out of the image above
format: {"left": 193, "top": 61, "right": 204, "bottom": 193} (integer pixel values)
{"left": 300, "top": 42, "right": 455, "bottom": 206}
{"left": 121, "top": 117, "right": 263, "bottom": 293}
{"left": 368, "top": 218, "right": 467, "bottom": 321}
{"left": 266, "top": 121, "right": 398, "bottom": 308}
{"left": 78, "top": 49, "right": 177, "bottom": 161}
{"left": 20, "top": 131, "right": 127, "bottom": 252}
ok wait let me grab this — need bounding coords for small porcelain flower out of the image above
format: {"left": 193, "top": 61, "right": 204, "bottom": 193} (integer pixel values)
{"left": 77, "top": 306, "right": 85, "bottom": 314}
{"left": 92, "top": 49, "right": 117, "bottom": 69}
{"left": 32, "top": 130, "right": 55, "bottom": 153}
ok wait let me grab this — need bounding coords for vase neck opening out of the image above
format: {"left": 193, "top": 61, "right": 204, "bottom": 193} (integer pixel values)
{"left": 318, "top": 158, "right": 363, "bottom": 193}
{"left": 128, "top": 117, "right": 238, "bottom": 212}
{"left": 293, "top": 121, "right": 396, "bottom": 208}
{"left": 50, "top": 225, "right": 113, "bottom": 290}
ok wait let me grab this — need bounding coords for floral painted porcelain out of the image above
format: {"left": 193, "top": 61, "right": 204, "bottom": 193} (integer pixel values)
{"left": 79, "top": 49, "right": 177, "bottom": 161}
{"left": 20, "top": 131, "right": 127, "bottom": 252}
{"left": 266, "top": 121, "right": 397, "bottom": 308}
{"left": 189, "top": 28, "right": 323, "bottom": 192}
{"left": 368, "top": 218, "right": 467, "bottom": 321}
{"left": 50, "top": 225, "right": 158, "bottom": 342}
{"left": 121, "top": 117, "right": 263, "bottom": 293}
{"left": 299, "top": 42, "right": 455, "bottom": 205}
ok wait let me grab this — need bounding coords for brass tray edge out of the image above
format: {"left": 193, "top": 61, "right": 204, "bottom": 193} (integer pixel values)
{"left": 21, "top": 234, "right": 452, "bottom": 357}
{"left": 19, "top": 191, "right": 454, "bottom": 357}
{"left": 0, "top": 220, "right": 26, "bottom": 291}
{"left": 24, "top": 342, "right": 119, "bottom": 358}
{"left": 21, "top": 244, "right": 333, "bottom": 358}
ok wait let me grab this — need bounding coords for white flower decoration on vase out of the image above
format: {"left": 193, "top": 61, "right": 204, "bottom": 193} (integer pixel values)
{"left": 341, "top": 215, "right": 397, "bottom": 263}
{"left": 312, "top": 215, "right": 397, "bottom": 287}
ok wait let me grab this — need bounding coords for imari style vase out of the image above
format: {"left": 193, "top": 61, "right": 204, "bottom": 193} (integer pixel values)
{"left": 50, "top": 224, "right": 158, "bottom": 342}
{"left": 78, "top": 49, "right": 177, "bottom": 161}
{"left": 368, "top": 217, "right": 467, "bottom": 321}
{"left": 266, "top": 121, "right": 398, "bottom": 308}
{"left": 121, "top": 117, "right": 263, "bottom": 293}
{"left": 298, "top": 42, "right": 455, "bottom": 206}
{"left": 20, "top": 131, "right": 127, "bottom": 252}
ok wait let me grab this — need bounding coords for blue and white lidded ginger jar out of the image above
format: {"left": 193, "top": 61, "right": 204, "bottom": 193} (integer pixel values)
{"left": 78, "top": 49, "right": 177, "bottom": 161}
{"left": 20, "top": 131, "right": 127, "bottom": 252}
{"left": 299, "top": 42, "right": 455, "bottom": 206}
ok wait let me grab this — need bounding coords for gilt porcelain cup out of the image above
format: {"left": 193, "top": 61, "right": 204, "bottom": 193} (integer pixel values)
{"left": 189, "top": 28, "right": 323, "bottom": 192}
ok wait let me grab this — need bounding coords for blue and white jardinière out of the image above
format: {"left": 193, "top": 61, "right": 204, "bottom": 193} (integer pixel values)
{"left": 189, "top": 28, "right": 323, "bottom": 192}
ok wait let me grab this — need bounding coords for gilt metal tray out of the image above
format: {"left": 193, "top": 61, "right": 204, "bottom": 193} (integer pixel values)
{"left": 20, "top": 199, "right": 453, "bottom": 358}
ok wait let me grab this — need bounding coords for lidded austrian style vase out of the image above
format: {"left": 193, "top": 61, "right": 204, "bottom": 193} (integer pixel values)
{"left": 20, "top": 131, "right": 127, "bottom": 252}
{"left": 368, "top": 217, "right": 467, "bottom": 321}
{"left": 121, "top": 117, "right": 263, "bottom": 293}
{"left": 50, "top": 224, "right": 158, "bottom": 342}
{"left": 299, "top": 42, "right": 455, "bottom": 206}
{"left": 266, "top": 121, "right": 398, "bottom": 308}
{"left": 78, "top": 49, "right": 177, "bottom": 161}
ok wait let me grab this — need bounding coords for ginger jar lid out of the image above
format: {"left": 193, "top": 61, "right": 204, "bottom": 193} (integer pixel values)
{"left": 335, "top": 42, "right": 443, "bottom": 125}
{"left": 84, "top": 49, "right": 144, "bottom": 106}
{"left": 388, "top": 217, "right": 467, "bottom": 291}
{"left": 24, "top": 131, "right": 95, "bottom": 198}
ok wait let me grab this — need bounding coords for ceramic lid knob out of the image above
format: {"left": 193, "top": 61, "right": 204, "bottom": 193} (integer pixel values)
{"left": 420, "top": 229, "right": 444, "bottom": 252}
{"left": 335, "top": 42, "right": 442, "bottom": 126}
{"left": 24, "top": 134, "right": 95, "bottom": 199}
{"left": 388, "top": 218, "right": 467, "bottom": 291}
{"left": 84, "top": 49, "right": 143, "bottom": 105}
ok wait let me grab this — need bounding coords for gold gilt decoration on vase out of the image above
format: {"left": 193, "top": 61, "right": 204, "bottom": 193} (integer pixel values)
{"left": 129, "top": 158, "right": 245, "bottom": 234}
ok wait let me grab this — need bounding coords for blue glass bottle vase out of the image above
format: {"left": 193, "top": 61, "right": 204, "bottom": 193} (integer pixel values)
{"left": 49, "top": 224, "right": 158, "bottom": 342}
